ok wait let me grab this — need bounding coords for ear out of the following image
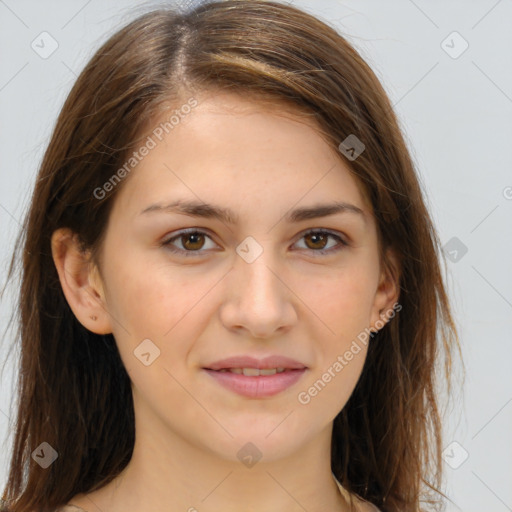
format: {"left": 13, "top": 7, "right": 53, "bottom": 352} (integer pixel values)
{"left": 369, "top": 247, "right": 401, "bottom": 333}
{"left": 51, "top": 227, "right": 112, "bottom": 335}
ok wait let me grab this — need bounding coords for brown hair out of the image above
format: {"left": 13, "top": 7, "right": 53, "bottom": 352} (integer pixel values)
{"left": 0, "top": 1, "right": 461, "bottom": 511}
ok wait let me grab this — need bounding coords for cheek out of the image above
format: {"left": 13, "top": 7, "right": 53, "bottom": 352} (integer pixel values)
{"left": 297, "top": 273, "right": 373, "bottom": 414}
{"left": 102, "top": 251, "right": 223, "bottom": 380}
{"left": 102, "top": 247, "right": 208, "bottom": 333}
{"left": 303, "top": 266, "right": 377, "bottom": 338}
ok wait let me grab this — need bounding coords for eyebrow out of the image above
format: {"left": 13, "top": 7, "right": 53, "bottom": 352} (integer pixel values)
{"left": 139, "top": 199, "right": 366, "bottom": 224}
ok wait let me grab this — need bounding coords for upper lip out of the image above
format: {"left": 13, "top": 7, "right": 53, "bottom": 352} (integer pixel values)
{"left": 204, "top": 355, "right": 307, "bottom": 371}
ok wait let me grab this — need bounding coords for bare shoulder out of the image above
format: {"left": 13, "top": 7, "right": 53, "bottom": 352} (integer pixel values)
{"left": 333, "top": 476, "right": 381, "bottom": 512}
{"left": 358, "top": 501, "right": 382, "bottom": 512}
{"left": 348, "top": 494, "right": 381, "bottom": 512}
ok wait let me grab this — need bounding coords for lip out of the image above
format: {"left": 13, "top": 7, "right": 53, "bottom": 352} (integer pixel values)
{"left": 202, "top": 355, "right": 308, "bottom": 398}
{"left": 203, "top": 368, "right": 307, "bottom": 398}
{"left": 204, "top": 355, "right": 307, "bottom": 371}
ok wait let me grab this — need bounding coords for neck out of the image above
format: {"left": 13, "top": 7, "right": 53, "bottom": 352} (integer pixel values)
{"left": 71, "top": 408, "right": 349, "bottom": 511}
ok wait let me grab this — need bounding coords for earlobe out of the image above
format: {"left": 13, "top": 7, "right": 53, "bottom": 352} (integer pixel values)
{"left": 51, "top": 228, "right": 112, "bottom": 335}
{"left": 369, "top": 247, "right": 401, "bottom": 333}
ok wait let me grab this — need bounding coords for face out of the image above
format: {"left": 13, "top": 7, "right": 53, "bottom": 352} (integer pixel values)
{"left": 64, "top": 90, "right": 397, "bottom": 464}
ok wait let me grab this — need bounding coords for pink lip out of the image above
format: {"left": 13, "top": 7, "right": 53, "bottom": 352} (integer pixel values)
{"left": 202, "top": 355, "right": 308, "bottom": 398}
{"left": 204, "top": 355, "right": 307, "bottom": 371}
{"left": 203, "top": 368, "right": 307, "bottom": 398}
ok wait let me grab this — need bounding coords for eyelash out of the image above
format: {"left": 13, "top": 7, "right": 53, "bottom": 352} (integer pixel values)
{"left": 161, "top": 228, "right": 348, "bottom": 257}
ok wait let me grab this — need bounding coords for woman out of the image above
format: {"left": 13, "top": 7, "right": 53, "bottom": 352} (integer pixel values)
{"left": 0, "top": 1, "right": 460, "bottom": 511}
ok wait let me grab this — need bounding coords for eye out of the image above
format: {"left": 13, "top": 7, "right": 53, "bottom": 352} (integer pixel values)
{"left": 161, "top": 228, "right": 348, "bottom": 258}
{"left": 293, "top": 229, "right": 348, "bottom": 255}
{"left": 161, "top": 229, "right": 218, "bottom": 256}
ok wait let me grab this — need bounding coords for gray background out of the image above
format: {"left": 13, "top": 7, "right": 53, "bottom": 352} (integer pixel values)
{"left": 1, "top": 1, "right": 511, "bottom": 511}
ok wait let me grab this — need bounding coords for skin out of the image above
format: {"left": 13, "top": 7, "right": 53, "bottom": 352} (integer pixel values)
{"left": 51, "top": 90, "right": 399, "bottom": 512}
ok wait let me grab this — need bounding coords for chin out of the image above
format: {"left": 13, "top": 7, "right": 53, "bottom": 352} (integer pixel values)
{"left": 208, "top": 424, "right": 310, "bottom": 463}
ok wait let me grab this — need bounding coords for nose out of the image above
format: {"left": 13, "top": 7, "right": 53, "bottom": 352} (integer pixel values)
{"left": 219, "top": 246, "right": 298, "bottom": 338}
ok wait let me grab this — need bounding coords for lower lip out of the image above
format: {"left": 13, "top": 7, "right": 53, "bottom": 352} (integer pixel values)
{"left": 203, "top": 369, "right": 307, "bottom": 398}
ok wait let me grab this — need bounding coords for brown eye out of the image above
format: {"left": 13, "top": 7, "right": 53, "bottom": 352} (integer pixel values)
{"left": 294, "top": 230, "right": 347, "bottom": 255}
{"left": 303, "top": 232, "right": 329, "bottom": 250}
{"left": 181, "top": 232, "right": 205, "bottom": 250}
{"left": 162, "top": 230, "right": 217, "bottom": 256}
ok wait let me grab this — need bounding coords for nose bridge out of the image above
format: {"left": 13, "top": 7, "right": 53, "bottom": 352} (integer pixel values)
{"left": 235, "top": 238, "right": 281, "bottom": 305}
{"left": 220, "top": 236, "right": 297, "bottom": 336}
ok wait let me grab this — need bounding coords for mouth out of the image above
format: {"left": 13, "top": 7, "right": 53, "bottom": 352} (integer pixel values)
{"left": 214, "top": 367, "right": 290, "bottom": 375}
{"left": 202, "top": 355, "right": 308, "bottom": 398}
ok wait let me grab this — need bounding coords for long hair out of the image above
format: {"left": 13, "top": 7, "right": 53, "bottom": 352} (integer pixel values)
{"left": 1, "top": 2, "right": 461, "bottom": 511}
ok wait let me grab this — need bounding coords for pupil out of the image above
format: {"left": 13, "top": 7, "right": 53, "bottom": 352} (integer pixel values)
{"left": 307, "top": 233, "right": 326, "bottom": 249}
{"left": 184, "top": 233, "right": 204, "bottom": 250}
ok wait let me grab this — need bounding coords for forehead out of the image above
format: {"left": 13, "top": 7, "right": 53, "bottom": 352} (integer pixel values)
{"left": 113, "top": 91, "right": 371, "bottom": 219}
